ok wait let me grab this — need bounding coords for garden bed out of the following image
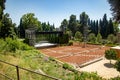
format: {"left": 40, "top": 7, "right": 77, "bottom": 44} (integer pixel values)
{"left": 40, "top": 44, "right": 109, "bottom": 67}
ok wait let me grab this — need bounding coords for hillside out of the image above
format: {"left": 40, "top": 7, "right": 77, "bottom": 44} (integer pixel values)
{"left": 0, "top": 38, "right": 107, "bottom": 80}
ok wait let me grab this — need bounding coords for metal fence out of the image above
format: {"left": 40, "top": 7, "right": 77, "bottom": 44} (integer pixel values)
{"left": 0, "top": 59, "right": 61, "bottom": 80}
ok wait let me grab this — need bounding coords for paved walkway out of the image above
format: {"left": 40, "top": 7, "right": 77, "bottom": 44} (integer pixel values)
{"left": 79, "top": 58, "right": 120, "bottom": 79}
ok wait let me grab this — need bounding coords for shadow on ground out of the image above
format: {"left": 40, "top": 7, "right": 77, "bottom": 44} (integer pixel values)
{"left": 104, "top": 63, "right": 114, "bottom": 68}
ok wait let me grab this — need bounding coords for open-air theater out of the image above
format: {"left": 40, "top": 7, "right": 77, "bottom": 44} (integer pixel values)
{"left": 25, "top": 28, "right": 63, "bottom": 48}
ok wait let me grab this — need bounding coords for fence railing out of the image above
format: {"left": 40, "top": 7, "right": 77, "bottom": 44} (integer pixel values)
{"left": 0, "top": 59, "right": 61, "bottom": 80}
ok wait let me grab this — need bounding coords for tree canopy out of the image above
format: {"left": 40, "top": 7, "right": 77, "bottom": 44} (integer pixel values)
{"left": 108, "top": 0, "right": 120, "bottom": 22}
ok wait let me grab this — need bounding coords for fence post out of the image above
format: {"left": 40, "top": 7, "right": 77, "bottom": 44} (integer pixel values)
{"left": 16, "top": 66, "right": 20, "bottom": 80}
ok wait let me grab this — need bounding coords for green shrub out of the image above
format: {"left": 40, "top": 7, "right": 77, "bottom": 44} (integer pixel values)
{"left": 0, "top": 38, "right": 33, "bottom": 53}
{"left": 68, "top": 41, "right": 73, "bottom": 46}
{"left": 49, "top": 57, "right": 55, "bottom": 61}
{"left": 105, "top": 49, "right": 117, "bottom": 63}
{"left": 115, "top": 59, "right": 120, "bottom": 72}
{"left": 63, "top": 63, "right": 77, "bottom": 73}
{"left": 23, "top": 38, "right": 29, "bottom": 44}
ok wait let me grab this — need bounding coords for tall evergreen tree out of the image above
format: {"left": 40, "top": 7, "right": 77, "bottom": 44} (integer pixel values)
{"left": 79, "top": 12, "right": 89, "bottom": 34}
{"left": 102, "top": 14, "right": 108, "bottom": 38}
{"left": 95, "top": 20, "right": 99, "bottom": 35}
{"left": 68, "top": 15, "right": 77, "bottom": 35}
{"left": 107, "top": 18, "right": 114, "bottom": 35}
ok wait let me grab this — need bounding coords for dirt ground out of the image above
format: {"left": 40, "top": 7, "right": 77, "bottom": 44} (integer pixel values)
{"left": 40, "top": 43, "right": 109, "bottom": 66}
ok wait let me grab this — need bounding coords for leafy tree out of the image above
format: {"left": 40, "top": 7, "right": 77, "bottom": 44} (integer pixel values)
{"left": 105, "top": 49, "right": 117, "bottom": 64}
{"left": 107, "top": 34, "right": 116, "bottom": 44}
{"left": 108, "top": 0, "right": 120, "bottom": 22}
{"left": 1, "top": 13, "right": 16, "bottom": 39}
{"left": 66, "top": 30, "right": 72, "bottom": 39}
{"left": 41, "top": 22, "right": 54, "bottom": 31}
{"left": 88, "top": 33, "right": 96, "bottom": 43}
{"left": 80, "top": 12, "right": 89, "bottom": 47}
{"left": 74, "top": 31, "right": 82, "bottom": 41}
{"left": 113, "top": 22, "right": 119, "bottom": 35}
{"left": 60, "top": 19, "right": 68, "bottom": 32}
{"left": 18, "top": 13, "right": 42, "bottom": 38}
{"left": 96, "top": 33, "right": 102, "bottom": 43}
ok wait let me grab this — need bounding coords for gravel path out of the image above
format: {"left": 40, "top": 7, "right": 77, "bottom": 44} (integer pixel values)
{"left": 79, "top": 58, "right": 120, "bottom": 79}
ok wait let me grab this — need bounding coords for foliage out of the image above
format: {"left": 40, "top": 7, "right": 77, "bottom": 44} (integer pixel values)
{"left": 110, "top": 77, "right": 120, "bottom": 80}
{"left": 60, "top": 12, "right": 116, "bottom": 41}
{"left": 74, "top": 31, "right": 83, "bottom": 41}
{"left": 105, "top": 49, "right": 117, "bottom": 63}
{"left": 63, "top": 63, "right": 77, "bottom": 73}
{"left": 88, "top": 33, "right": 96, "bottom": 43}
{"left": 108, "top": 0, "right": 120, "bottom": 21}
{"left": 0, "top": 13, "right": 16, "bottom": 39}
{"left": 0, "top": 0, "right": 6, "bottom": 19}
{"left": 80, "top": 12, "right": 89, "bottom": 34}
{"left": 74, "top": 72, "right": 103, "bottom": 80}
{"left": 68, "top": 14, "right": 78, "bottom": 35}
{"left": 96, "top": 33, "right": 102, "bottom": 43}
{"left": 113, "top": 22, "right": 119, "bottom": 35}
{"left": 107, "top": 34, "right": 116, "bottom": 44}
{"left": 66, "top": 30, "right": 73, "bottom": 39}
{"left": 115, "top": 59, "right": 120, "bottom": 72}
{"left": 41, "top": 22, "right": 55, "bottom": 31}
{"left": 60, "top": 19, "right": 68, "bottom": 32}
{"left": 18, "top": 13, "right": 42, "bottom": 38}
{"left": 59, "top": 34, "right": 69, "bottom": 44}
{"left": 0, "top": 37, "right": 33, "bottom": 53}
{"left": 68, "top": 41, "right": 73, "bottom": 46}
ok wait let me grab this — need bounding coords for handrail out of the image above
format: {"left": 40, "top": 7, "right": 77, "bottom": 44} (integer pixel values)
{"left": 0, "top": 59, "right": 61, "bottom": 80}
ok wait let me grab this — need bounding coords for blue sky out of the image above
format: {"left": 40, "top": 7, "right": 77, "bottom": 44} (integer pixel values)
{"left": 5, "top": 0, "right": 112, "bottom": 27}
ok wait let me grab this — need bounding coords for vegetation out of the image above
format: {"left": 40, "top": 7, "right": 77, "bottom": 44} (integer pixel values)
{"left": 0, "top": 38, "right": 108, "bottom": 80}
{"left": 115, "top": 59, "right": 120, "bottom": 72}
{"left": 96, "top": 33, "right": 102, "bottom": 43}
{"left": 75, "top": 31, "right": 83, "bottom": 41}
{"left": 88, "top": 33, "right": 96, "bottom": 43}
{"left": 105, "top": 49, "right": 117, "bottom": 64}
{"left": 0, "top": 0, "right": 120, "bottom": 80}
{"left": 107, "top": 34, "right": 117, "bottom": 44}
{"left": 74, "top": 72, "right": 104, "bottom": 80}
{"left": 108, "top": 0, "right": 120, "bottom": 21}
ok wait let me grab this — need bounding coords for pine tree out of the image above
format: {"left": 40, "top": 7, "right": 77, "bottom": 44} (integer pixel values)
{"left": 68, "top": 14, "right": 77, "bottom": 36}
{"left": 108, "top": 0, "right": 120, "bottom": 22}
